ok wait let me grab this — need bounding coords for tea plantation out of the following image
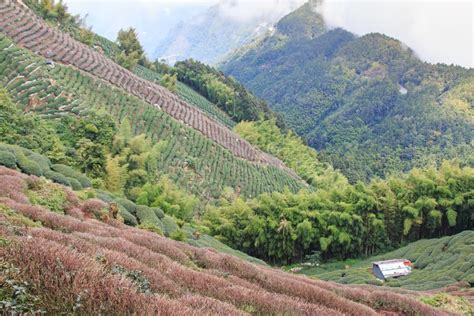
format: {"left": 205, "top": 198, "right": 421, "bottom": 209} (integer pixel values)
{"left": 0, "top": 35, "right": 305, "bottom": 200}
{"left": 297, "top": 230, "right": 474, "bottom": 291}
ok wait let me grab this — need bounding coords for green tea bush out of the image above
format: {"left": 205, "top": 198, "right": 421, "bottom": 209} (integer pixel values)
{"left": 118, "top": 206, "right": 138, "bottom": 226}
{"left": 27, "top": 181, "right": 67, "bottom": 214}
{"left": 0, "top": 150, "right": 17, "bottom": 168}
{"left": 170, "top": 228, "right": 186, "bottom": 241}
{"left": 162, "top": 215, "right": 179, "bottom": 236}
{"left": 44, "top": 171, "right": 71, "bottom": 187}
{"left": 26, "top": 152, "right": 51, "bottom": 173}
{"left": 151, "top": 207, "right": 164, "bottom": 219}
{"left": 52, "top": 164, "right": 91, "bottom": 188}
{"left": 17, "top": 157, "right": 42, "bottom": 177}
{"left": 0, "top": 204, "right": 41, "bottom": 227}
{"left": 135, "top": 205, "right": 164, "bottom": 231}
{"left": 66, "top": 177, "right": 83, "bottom": 191}
{"left": 138, "top": 223, "right": 164, "bottom": 236}
{"left": 116, "top": 198, "right": 137, "bottom": 215}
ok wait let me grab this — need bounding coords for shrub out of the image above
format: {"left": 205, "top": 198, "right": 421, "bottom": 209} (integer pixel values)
{"left": 81, "top": 199, "right": 108, "bottom": 220}
{"left": 52, "top": 164, "right": 91, "bottom": 188}
{"left": 95, "top": 190, "right": 115, "bottom": 203}
{"left": 135, "top": 205, "right": 163, "bottom": 231}
{"left": 0, "top": 262, "right": 44, "bottom": 314}
{"left": 0, "top": 204, "right": 41, "bottom": 227}
{"left": 66, "top": 177, "right": 83, "bottom": 191}
{"left": 138, "top": 223, "right": 164, "bottom": 236}
{"left": 118, "top": 206, "right": 138, "bottom": 226}
{"left": 0, "top": 151, "right": 17, "bottom": 169}
{"left": 27, "top": 181, "right": 67, "bottom": 214}
{"left": 27, "top": 152, "right": 51, "bottom": 173}
{"left": 17, "top": 157, "right": 42, "bottom": 177}
{"left": 44, "top": 171, "right": 71, "bottom": 187}
{"left": 162, "top": 215, "right": 179, "bottom": 236}
{"left": 170, "top": 229, "right": 186, "bottom": 241}
{"left": 116, "top": 198, "right": 137, "bottom": 215}
{"left": 151, "top": 207, "right": 164, "bottom": 219}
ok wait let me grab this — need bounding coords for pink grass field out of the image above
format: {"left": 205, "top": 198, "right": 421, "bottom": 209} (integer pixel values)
{"left": 0, "top": 167, "right": 469, "bottom": 315}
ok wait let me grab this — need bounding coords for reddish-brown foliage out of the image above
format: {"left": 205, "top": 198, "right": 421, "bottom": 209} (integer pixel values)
{"left": 0, "top": 167, "right": 454, "bottom": 315}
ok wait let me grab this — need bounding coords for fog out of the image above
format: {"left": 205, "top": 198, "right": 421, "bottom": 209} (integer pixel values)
{"left": 216, "top": 0, "right": 306, "bottom": 22}
{"left": 65, "top": 0, "right": 473, "bottom": 68}
{"left": 315, "top": 0, "right": 473, "bottom": 68}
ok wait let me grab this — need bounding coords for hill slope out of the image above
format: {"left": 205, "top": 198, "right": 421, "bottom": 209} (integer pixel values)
{"left": 0, "top": 0, "right": 305, "bottom": 199}
{"left": 221, "top": 2, "right": 474, "bottom": 182}
{"left": 296, "top": 230, "right": 474, "bottom": 292}
{"left": 0, "top": 166, "right": 460, "bottom": 315}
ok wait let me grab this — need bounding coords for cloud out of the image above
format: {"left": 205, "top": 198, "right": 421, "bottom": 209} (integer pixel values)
{"left": 65, "top": 0, "right": 473, "bottom": 67}
{"left": 315, "top": 0, "right": 473, "bottom": 68}
{"left": 217, "top": 0, "right": 307, "bottom": 22}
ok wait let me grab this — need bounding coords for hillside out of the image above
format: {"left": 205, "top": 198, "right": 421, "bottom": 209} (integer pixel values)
{"left": 153, "top": 0, "right": 303, "bottom": 65}
{"left": 0, "top": 166, "right": 464, "bottom": 315}
{"left": 295, "top": 231, "right": 474, "bottom": 292}
{"left": 221, "top": 1, "right": 474, "bottom": 182}
{"left": 0, "top": 0, "right": 306, "bottom": 201}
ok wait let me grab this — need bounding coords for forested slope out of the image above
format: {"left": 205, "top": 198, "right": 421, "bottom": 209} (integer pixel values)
{"left": 222, "top": 2, "right": 474, "bottom": 182}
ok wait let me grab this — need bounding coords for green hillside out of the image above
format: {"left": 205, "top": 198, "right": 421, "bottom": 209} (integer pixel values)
{"left": 295, "top": 230, "right": 474, "bottom": 291}
{"left": 222, "top": 2, "right": 474, "bottom": 183}
{"left": 134, "top": 65, "right": 236, "bottom": 129}
{"left": 0, "top": 34, "right": 304, "bottom": 201}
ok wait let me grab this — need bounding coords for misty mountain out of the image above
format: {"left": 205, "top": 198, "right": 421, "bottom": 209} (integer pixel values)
{"left": 221, "top": 1, "right": 474, "bottom": 182}
{"left": 153, "top": 0, "right": 305, "bottom": 65}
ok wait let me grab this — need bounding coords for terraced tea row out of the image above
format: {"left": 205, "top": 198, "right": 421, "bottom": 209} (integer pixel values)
{"left": 0, "top": 35, "right": 305, "bottom": 199}
{"left": 134, "top": 65, "right": 236, "bottom": 129}
{"left": 0, "top": 0, "right": 288, "bottom": 170}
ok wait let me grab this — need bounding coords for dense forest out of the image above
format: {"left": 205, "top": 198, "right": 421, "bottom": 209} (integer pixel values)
{"left": 222, "top": 2, "right": 474, "bottom": 183}
{"left": 202, "top": 161, "right": 473, "bottom": 264}
{"left": 175, "top": 59, "right": 284, "bottom": 125}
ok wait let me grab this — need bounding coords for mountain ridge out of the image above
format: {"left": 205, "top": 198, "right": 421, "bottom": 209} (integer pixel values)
{"left": 221, "top": 1, "right": 474, "bottom": 182}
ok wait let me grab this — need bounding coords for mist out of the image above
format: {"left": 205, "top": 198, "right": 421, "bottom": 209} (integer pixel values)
{"left": 314, "top": 0, "right": 473, "bottom": 68}
{"left": 217, "top": 0, "right": 307, "bottom": 22}
{"left": 65, "top": 0, "right": 473, "bottom": 68}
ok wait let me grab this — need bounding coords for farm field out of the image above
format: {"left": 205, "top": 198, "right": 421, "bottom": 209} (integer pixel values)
{"left": 295, "top": 231, "right": 474, "bottom": 292}
{"left": 0, "top": 34, "right": 305, "bottom": 200}
{"left": 134, "top": 65, "right": 236, "bottom": 129}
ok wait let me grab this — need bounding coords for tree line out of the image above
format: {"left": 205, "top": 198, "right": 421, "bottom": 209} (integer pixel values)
{"left": 202, "top": 161, "right": 473, "bottom": 264}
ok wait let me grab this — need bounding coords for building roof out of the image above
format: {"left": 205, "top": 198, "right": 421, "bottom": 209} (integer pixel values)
{"left": 372, "top": 259, "right": 409, "bottom": 265}
{"left": 372, "top": 259, "right": 412, "bottom": 279}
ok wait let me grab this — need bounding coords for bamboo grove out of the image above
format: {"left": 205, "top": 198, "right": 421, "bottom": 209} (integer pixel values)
{"left": 202, "top": 161, "right": 474, "bottom": 264}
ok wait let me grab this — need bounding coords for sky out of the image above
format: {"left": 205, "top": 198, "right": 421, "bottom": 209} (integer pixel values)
{"left": 65, "top": 0, "right": 473, "bottom": 68}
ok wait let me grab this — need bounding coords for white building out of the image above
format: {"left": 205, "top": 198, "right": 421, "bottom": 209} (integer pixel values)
{"left": 372, "top": 259, "right": 413, "bottom": 280}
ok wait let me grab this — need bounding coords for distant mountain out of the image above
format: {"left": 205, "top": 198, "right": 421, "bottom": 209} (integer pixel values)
{"left": 153, "top": 0, "right": 305, "bottom": 65}
{"left": 221, "top": 1, "right": 474, "bottom": 182}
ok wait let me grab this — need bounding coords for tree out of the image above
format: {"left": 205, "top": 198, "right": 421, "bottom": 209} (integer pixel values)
{"left": 160, "top": 74, "right": 177, "bottom": 93}
{"left": 116, "top": 27, "right": 145, "bottom": 68}
{"left": 76, "top": 138, "right": 106, "bottom": 179}
{"left": 105, "top": 156, "right": 125, "bottom": 194}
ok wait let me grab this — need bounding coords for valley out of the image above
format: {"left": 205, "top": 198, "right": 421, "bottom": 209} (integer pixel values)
{"left": 0, "top": 0, "right": 472, "bottom": 314}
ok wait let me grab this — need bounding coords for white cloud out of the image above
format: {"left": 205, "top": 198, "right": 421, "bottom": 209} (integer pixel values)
{"left": 217, "top": 0, "right": 306, "bottom": 22}
{"left": 316, "top": 0, "right": 473, "bottom": 68}
{"left": 65, "top": 0, "right": 473, "bottom": 67}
